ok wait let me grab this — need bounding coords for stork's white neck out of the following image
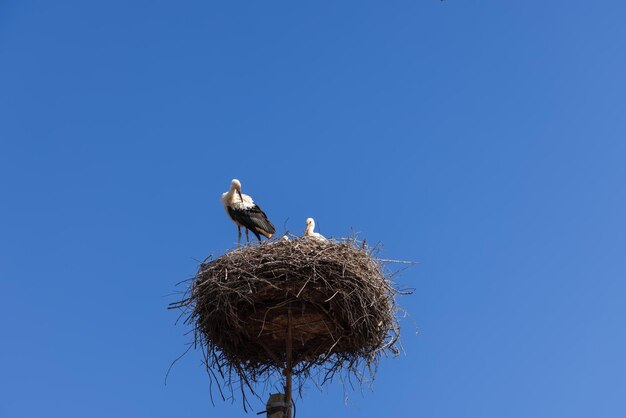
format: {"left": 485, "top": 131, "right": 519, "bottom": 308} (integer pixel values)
{"left": 222, "top": 186, "right": 254, "bottom": 208}
{"left": 221, "top": 187, "right": 234, "bottom": 203}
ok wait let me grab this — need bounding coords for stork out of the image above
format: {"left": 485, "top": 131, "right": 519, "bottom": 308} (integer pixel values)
{"left": 303, "top": 217, "right": 327, "bottom": 241}
{"left": 221, "top": 179, "right": 276, "bottom": 244}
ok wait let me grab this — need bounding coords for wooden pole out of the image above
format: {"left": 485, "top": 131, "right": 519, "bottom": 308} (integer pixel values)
{"left": 285, "top": 307, "right": 293, "bottom": 418}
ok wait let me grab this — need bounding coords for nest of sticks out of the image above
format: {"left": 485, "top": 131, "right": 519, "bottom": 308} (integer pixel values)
{"left": 170, "top": 237, "right": 406, "bottom": 406}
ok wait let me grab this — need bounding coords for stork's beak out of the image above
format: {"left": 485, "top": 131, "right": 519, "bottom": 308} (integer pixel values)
{"left": 237, "top": 189, "right": 243, "bottom": 202}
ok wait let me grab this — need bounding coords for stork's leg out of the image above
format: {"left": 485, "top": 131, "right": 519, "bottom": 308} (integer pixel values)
{"left": 245, "top": 228, "right": 250, "bottom": 242}
{"left": 237, "top": 226, "right": 242, "bottom": 245}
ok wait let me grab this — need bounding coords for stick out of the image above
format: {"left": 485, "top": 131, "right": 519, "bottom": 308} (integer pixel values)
{"left": 377, "top": 259, "right": 419, "bottom": 264}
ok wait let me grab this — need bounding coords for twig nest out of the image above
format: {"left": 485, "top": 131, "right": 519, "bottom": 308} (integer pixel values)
{"left": 171, "top": 237, "right": 400, "bottom": 396}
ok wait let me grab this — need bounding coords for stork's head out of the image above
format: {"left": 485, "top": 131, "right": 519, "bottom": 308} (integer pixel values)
{"left": 306, "top": 217, "right": 315, "bottom": 229}
{"left": 231, "top": 179, "right": 243, "bottom": 201}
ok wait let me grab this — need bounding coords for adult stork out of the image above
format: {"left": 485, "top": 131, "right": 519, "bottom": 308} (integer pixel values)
{"left": 303, "top": 217, "right": 327, "bottom": 241}
{"left": 221, "top": 179, "right": 276, "bottom": 244}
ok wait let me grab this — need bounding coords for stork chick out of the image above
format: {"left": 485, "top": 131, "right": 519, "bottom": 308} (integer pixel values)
{"left": 303, "top": 217, "right": 327, "bottom": 241}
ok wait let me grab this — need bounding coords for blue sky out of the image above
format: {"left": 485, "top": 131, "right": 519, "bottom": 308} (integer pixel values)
{"left": 1, "top": 1, "right": 625, "bottom": 417}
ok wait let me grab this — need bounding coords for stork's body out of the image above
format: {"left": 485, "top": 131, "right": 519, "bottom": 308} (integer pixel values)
{"left": 221, "top": 179, "right": 275, "bottom": 243}
{"left": 303, "top": 217, "right": 327, "bottom": 241}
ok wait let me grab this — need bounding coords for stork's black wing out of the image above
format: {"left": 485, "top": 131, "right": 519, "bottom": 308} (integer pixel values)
{"left": 227, "top": 204, "right": 276, "bottom": 239}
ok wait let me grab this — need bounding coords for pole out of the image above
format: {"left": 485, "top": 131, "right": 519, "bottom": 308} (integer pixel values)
{"left": 285, "top": 307, "right": 293, "bottom": 418}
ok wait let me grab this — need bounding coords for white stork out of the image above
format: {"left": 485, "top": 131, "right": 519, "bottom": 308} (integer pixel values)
{"left": 221, "top": 179, "right": 276, "bottom": 244}
{"left": 303, "top": 217, "right": 327, "bottom": 241}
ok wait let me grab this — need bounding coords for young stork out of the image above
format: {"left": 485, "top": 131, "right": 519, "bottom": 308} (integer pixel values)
{"left": 221, "top": 179, "right": 276, "bottom": 244}
{"left": 303, "top": 217, "right": 327, "bottom": 241}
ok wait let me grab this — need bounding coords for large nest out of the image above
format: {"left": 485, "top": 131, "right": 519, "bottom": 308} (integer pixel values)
{"left": 170, "top": 237, "right": 405, "bottom": 405}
